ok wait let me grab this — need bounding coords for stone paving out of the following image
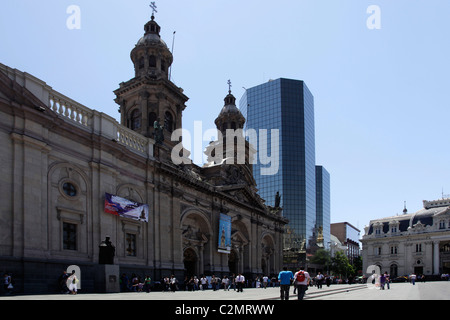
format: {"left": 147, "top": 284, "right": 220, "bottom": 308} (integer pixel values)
{"left": 1, "top": 281, "right": 449, "bottom": 300}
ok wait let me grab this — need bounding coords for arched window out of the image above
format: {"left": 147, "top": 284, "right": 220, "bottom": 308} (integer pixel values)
{"left": 390, "top": 264, "right": 398, "bottom": 278}
{"left": 164, "top": 111, "right": 174, "bottom": 132}
{"left": 149, "top": 55, "right": 157, "bottom": 68}
{"left": 130, "top": 109, "right": 141, "bottom": 130}
{"left": 138, "top": 56, "right": 145, "bottom": 70}
{"left": 148, "top": 112, "right": 157, "bottom": 127}
{"left": 161, "top": 60, "right": 166, "bottom": 73}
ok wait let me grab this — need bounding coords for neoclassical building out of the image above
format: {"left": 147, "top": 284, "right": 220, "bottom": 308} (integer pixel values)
{"left": 0, "top": 13, "right": 287, "bottom": 293}
{"left": 361, "top": 198, "right": 450, "bottom": 279}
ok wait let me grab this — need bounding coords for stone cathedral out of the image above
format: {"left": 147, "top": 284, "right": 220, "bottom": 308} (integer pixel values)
{"left": 0, "top": 12, "right": 287, "bottom": 293}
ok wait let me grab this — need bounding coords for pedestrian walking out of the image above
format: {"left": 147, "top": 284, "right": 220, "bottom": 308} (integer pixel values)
{"left": 170, "top": 275, "right": 178, "bottom": 292}
{"left": 58, "top": 270, "right": 69, "bottom": 294}
{"left": 211, "top": 275, "right": 218, "bottom": 291}
{"left": 325, "top": 275, "right": 331, "bottom": 287}
{"left": 3, "top": 273, "right": 13, "bottom": 295}
{"left": 294, "top": 267, "right": 310, "bottom": 300}
{"left": 230, "top": 274, "right": 236, "bottom": 291}
{"left": 144, "top": 275, "right": 152, "bottom": 293}
{"left": 384, "top": 272, "right": 390, "bottom": 289}
{"left": 316, "top": 272, "right": 324, "bottom": 289}
{"left": 200, "top": 275, "right": 208, "bottom": 290}
{"left": 410, "top": 273, "right": 416, "bottom": 285}
{"left": 67, "top": 270, "right": 78, "bottom": 295}
{"left": 262, "top": 275, "right": 269, "bottom": 289}
{"left": 222, "top": 276, "right": 230, "bottom": 291}
{"left": 278, "top": 267, "right": 294, "bottom": 300}
{"left": 120, "top": 273, "right": 130, "bottom": 292}
{"left": 236, "top": 273, "right": 245, "bottom": 292}
{"left": 379, "top": 273, "right": 386, "bottom": 290}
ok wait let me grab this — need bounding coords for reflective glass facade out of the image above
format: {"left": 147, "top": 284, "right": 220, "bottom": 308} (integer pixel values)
{"left": 316, "top": 165, "right": 331, "bottom": 249}
{"left": 240, "top": 78, "right": 317, "bottom": 258}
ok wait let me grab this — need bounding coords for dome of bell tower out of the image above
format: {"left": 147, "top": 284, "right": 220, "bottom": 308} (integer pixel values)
{"left": 130, "top": 14, "right": 173, "bottom": 80}
{"left": 215, "top": 81, "right": 246, "bottom": 135}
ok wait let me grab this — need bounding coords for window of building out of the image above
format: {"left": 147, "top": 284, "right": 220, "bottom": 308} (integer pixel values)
{"left": 148, "top": 112, "right": 157, "bottom": 128}
{"left": 131, "top": 109, "right": 141, "bottom": 130}
{"left": 126, "top": 233, "right": 136, "bottom": 256}
{"left": 62, "top": 182, "right": 77, "bottom": 197}
{"left": 415, "top": 244, "right": 422, "bottom": 252}
{"left": 439, "top": 220, "right": 446, "bottom": 229}
{"left": 164, "top": 111, "right": 174, "bottom": 133}
{"left": 375, "top": 247, "right": 382, "bottom": 255}
{"left": 138, "top": 56, "right": 145, "bottom": 70}
{"left": 390, "top": 246, "right": 398, "bottom": 255}
{"left": 149, "top": 55, "right": 157, "bottom": 68}
{"left": 63, "top": 222, "right": 77, "bottom": 251}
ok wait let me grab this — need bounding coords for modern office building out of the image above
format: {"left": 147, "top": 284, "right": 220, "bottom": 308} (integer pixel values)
{"left": 240, "top": 78, "right": 323, "bottom": 264}
{"left": 316, "top": 165, "right": 331, "bottom": 249}
{"left": 330, "top": 222, "right": 361, "bottom": 264}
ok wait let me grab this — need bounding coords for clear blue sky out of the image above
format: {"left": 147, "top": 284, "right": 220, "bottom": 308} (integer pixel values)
{"left": 1, "top": 0, "right": 449, "bottom": 230}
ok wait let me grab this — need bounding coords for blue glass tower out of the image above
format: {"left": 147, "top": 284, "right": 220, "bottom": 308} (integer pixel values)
{"left": 315, "top": 165, "right": 331, "bottom": 250}
{"left": 240, "top": 78, "right": 317, "bottom": 263}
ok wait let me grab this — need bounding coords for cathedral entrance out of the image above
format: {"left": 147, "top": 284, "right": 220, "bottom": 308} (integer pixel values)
{"left": 228, "top": 249, "right": 238, "bottom": 275}
{"left": 183, "top": 248, "right": 198, "bottom": 277}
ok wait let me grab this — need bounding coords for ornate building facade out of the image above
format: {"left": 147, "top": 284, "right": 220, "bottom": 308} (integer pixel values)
{"left": 361, "top": 198, "right": 450, "bottom": 279}
{"left": 0, "top": 13, "right": 287, "bottom": 293}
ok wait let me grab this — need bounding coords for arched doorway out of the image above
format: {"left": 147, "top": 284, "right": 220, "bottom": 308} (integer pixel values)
{"left": 261, "top": 258, "right": 267, "bottom": 275}
{"left": 228, "top": 249, "right": 238, "bottom": 275}
{"left": 184, "top": 248, "right": 198, "bottom": 277}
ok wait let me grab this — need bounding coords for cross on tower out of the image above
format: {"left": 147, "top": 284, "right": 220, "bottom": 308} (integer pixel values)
{"left": 228, "top": 80, "right": 232, "bottom": 93}
{"left": 150, "top": 2, "right": 158, "bottom": 17}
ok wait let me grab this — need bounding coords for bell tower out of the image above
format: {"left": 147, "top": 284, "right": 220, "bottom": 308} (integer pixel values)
{"left": 205, "top": 82, "right": 255, "bottom": 174}
{"left": 114, "top": 5, "right": 188, "bottom": 150}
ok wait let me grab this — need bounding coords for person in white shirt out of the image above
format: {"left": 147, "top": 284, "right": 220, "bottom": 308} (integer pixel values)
{"left": 293, "top": 267, "right": 310, "bottom": 300}
{"left": 236, "top": 273, "right": 245, "bottom": 292}
{"left": 200, "top": 276, "right": 208, "bottom": 290}
{"left": 316, "top": 272, "right": 324, "bottom": 289}
{"left": 262, "top": 275, "right": 269, "bottom": 289}
{"left": 222, "top": 276, "right": 230, "bottom": 291}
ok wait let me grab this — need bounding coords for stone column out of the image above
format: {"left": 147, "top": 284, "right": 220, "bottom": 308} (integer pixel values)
{"left": 433, "top": 241, "right": 440, "bottom": 275}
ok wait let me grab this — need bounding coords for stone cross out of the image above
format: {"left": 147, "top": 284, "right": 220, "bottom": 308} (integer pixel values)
{"left": 150, "top": 2, "right": 158, "bottom": 16}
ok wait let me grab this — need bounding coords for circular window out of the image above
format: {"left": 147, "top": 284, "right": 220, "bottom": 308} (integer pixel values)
{"left": 63, "top": 182, "right": 77, "bottom": 197}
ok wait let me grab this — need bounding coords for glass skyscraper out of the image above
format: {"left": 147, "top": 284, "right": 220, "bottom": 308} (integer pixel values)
{"left": 240, "top": 78, "right": 318, "bottom": 264}
{"left": 316, "top": 165, "right": 331, "bottom": 250}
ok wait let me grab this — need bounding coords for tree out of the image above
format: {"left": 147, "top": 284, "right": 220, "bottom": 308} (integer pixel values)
{"left": 331, "top": 251, "right": 354, "bottom": 278}
{"left": 310, "top": 249, "right": 331, "bottom": 271}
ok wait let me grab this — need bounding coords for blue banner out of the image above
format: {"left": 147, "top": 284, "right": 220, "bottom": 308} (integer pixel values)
{"left": 218, "top": 214, "right": 231, "bottom": 254}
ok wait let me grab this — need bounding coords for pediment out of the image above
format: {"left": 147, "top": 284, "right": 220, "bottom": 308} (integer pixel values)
{"left": 215, "top": 184, "right": 266, "bottom": 211}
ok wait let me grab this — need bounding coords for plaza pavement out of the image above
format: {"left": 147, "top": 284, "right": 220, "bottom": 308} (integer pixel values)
{"left": 0, "top": 281, "right": 448, "bottom": 300}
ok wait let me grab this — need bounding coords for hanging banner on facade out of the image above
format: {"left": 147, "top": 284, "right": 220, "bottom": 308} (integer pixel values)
{"left": 218, "top": 213, "right": 231, "bottom": 254}
{"left": 104, "top": 193, "right": 149, "bottom": 222}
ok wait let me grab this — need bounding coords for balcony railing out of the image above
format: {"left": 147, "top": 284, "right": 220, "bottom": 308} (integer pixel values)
{"left": 0, "top": 62, "right": 154, "bottom": 158}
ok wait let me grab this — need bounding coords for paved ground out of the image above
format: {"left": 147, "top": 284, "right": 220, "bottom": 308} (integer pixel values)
{"left": 1, "top": 282, "right": 449, "bottom": 300}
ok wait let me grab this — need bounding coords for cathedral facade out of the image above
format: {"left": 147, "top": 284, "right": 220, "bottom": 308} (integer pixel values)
{"left": 0, "top": 13, "right": 287, "bottom": 293}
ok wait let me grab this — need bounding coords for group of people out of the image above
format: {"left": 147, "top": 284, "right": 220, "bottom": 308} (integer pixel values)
{"left": 118, "top": 272, "right": 255, "bottom": 293}
{"left": 57, "top": 270, "right": 79, "bottom": 295}
{"left": 166, "top": 273, "right": 248, "bottom": 292}
{"left": 120, "top": 273, "right": 153, "bottom": 293}
{"left": 278, "top": 267, "right": 312, "bottom": 300}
